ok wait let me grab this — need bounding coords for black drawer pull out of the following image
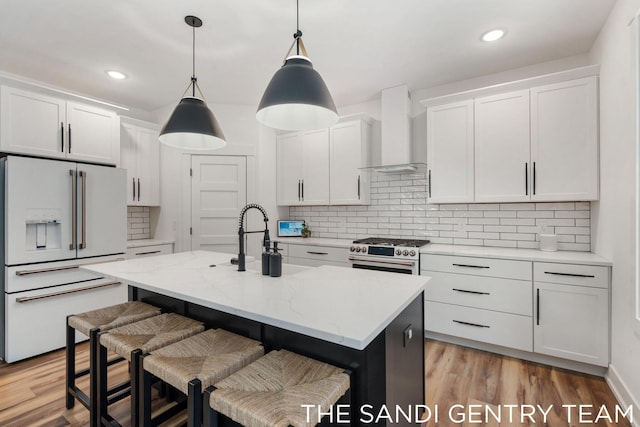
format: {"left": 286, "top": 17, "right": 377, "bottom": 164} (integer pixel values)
{"left": 135, "top": 250, "right": 162, "bottom": 256}
{"left": 452, "top": 263, "right": 490, "bottom": 269}
{"left": 307, "top": 251, "right": 328, "bottom": 256}
{"left": 452, "top": 288, "right": 490, "bottom": 295}
{"left": 453, "top": 320, "right": 490, "bottom": 328}
{"left": 544, "top": 271, "right": 595, "bottom": 278}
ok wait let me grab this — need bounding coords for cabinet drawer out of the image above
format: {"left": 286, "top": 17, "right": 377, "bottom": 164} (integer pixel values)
{"left": 421, "top": 254, "right": 532, "bottom": 280}
{"left": 423, "top": 271, "right": 531, "bottom": 315}
{"left": 4, "top": 278, "right": 128, "bottom": 362}
{"left": 288, "top": 244, "right": 348, "bottom": 263}
{"left": 425, "top": 301, "right": 532, "bottom": 351}
{"left": 126, "top": 244, "right": 173, "bottom": 259}
{"left": 533, "top": 262, "right": 609, "bottom": 289}
{"left": 288, "top": 257, "right": 349, "bottom": 268}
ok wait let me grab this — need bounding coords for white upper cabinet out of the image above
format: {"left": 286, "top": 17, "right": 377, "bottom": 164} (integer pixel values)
{"left": 0, "top": 86, "right": 120, "bottom": 165}
{"left": 121, "top": 120, "right": 160, "bottom": 206}
{"left": 530, "top": 77, "right": 598, "bottom": 201}
{"left": 474, "top": 90, "right": 531, "bottom": 202}
{"left": 276, "top": 129, "right": 330, "bottom": 206}
{"left": 330, "top": 119, "right": 371, "bottom": 205}
{"left": 426, "top": 100, "right": 474, "bottom": 203}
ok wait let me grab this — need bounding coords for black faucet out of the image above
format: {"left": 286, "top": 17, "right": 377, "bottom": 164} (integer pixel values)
{"left": 237, "top": 203, "right": 270, "bottom": 272}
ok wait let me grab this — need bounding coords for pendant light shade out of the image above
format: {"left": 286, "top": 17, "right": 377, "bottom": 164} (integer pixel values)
{"left": 159, "top": 16, "right": 226, "bottom": 150}
{"left": 256, "top": 1, "right": 338, "bottom": 131}
{"left": 256, "top": 56, "right": 338, "bottom": 131}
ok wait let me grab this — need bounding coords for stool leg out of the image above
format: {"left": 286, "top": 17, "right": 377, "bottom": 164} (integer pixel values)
{"left": 65, "top": 316, "right": 75, "bottom": 409}
{"left": 96, "top": 337, "right": 108, "bottom": 427}
{"left": 130, "top": 349, "right": 143, "bottom": 427}
{"left": 89, "top": 328, "right": 100, "bottom": 427}
{"left": 138, "top": 355, "right": 152, "bottom": 427}
{"left": 187, "top": 379, "right": 202, "bottom": 427}
{"left": 203, "top": 386, "right": 219, "bottom": 427}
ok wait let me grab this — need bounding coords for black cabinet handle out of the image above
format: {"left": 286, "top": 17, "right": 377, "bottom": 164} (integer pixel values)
{"left": 452, "top": 263, "right": 490, "bottom": 269}
{"left": 137, "top": 178, "right": 141, "bottom": 201}
{"left": 301, "top": 179, "right": 304, "bottom": 201}
{"left": 297, "top": 180, "right": 301, "bottom": 201}
{"left": 453, "top": 320, "right": 490, "bottom": 328}
{"left": 536, "top": 288, "right": 540, "bottom": 325}
{"left": 452, "top": 288, "right": 490, "bottom": 295}
{"left": 428, "top": 169, "right": 432, "bottom": 198}
{"left": 132, "top": 177, "right": 136, "bottom": 201}
{"left": 135, "top": 250, "right": 161, "bottom": 256}
{"left": 357, "top": 175, "right": 361, "bottom": 199}
{"left": 525, "top": 162, "right": 528, "bottom": 196}
{"left": 533, "top": 161, "right": 536, "bottom": 195}
{"left": 61, "top": 122, "right": 64, "bottom": 152}
{"left": 307, "top": 251, "right": 328, "bottom": 255}
{"left": 68, "top": 123, "right": 72, "bottom": 153}
{"left": 544, "top": 271, "right": 595, "bottom": 278}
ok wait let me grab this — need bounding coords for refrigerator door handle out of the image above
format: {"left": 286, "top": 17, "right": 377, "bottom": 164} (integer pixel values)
{"left": 79, "top": 170, "right": 87, "bottom": 249}
{"left": 69, "top": 169, "right": 77, "bottom": 250}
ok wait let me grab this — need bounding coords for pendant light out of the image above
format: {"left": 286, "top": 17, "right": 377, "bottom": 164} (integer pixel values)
{"left": 159, "top": 16, "right": 226, "bottom": 150}
{"left": 256, "top": 0, "right": 338, "bottom": 131}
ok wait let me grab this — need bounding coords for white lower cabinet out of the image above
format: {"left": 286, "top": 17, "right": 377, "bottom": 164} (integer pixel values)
{"left": 533, "top": 262, "right": 610, "bottom": 367}
{"left": 126, "top": 243, "right": 174, "bottom": 259}
{"left": 286, "top": 243, "right": 349, "bottom": 267}
{"left": 422, "top": 254, "right": 611, "bottom": 369}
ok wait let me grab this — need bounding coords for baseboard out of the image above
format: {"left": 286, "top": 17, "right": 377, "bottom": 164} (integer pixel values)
{"left": 606, "top": 364, "right": 639, "bottom": 427}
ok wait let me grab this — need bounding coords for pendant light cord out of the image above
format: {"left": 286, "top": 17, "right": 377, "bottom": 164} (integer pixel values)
{"left": 281, "top": 0, "right": 307, "bottom": 63}
{"left": 191, "top": 21, "right": 196, "bottom": 97}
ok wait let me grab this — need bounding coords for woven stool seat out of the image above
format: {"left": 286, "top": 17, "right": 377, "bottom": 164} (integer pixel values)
{"left": 207, "top": 350, "right": 350, "bottom": 427}
{"left": 144, "top": 329, "right": 264, "bottom": 394}
{"left": 139, "top": 329, "right": 264, "bottom": 427}
{"left": 68, "top": 301, "right": 160, "bottom": 336}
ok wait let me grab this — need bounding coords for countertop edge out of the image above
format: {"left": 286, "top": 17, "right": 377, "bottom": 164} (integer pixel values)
{"left": 127, "top": 239, "right": 175, "bottom": 248}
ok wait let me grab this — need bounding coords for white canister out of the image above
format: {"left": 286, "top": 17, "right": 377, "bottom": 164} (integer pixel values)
{"left": 539, "top": 234, "right": 558, "bottom": 252}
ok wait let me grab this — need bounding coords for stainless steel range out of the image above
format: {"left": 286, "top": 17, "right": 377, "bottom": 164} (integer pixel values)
{"left": 348, "top": 238, "right": 430, "bottom": 274}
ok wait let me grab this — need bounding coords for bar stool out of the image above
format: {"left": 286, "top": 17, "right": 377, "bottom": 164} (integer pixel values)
{"left": 139, "top": 328, "right": 264, "bottom": 427}
{"left": 66, "top": 301, "right": 161, "bottom": 425}
{"left": 97, "top": 312, "right": 205, "bottom": 427}
{"left": 204, "top": 350, "right": 351, "bottom": 427}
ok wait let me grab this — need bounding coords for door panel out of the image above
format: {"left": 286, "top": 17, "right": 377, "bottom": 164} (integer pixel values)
{"left": 76, "top": 164, "right": 126, "bottom": 258}
{"left": 4, "top": 156, "right": 76, "bottom": 264}
{"left": 276, "top": 133, "right": 301, "bottom": 205}
{"left": 300, "top": 129, "right": 329, "bottom": 204}
{"left": 191, "top": 156, "right": 247, "bottom": 254}
{"left": 66, "top": 102, "right": 118, "bottom": 165}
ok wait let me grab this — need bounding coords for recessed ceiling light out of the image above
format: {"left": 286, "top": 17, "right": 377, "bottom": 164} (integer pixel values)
{"left": 481, "top": 29, "right": 505, "bottom": 42}
{"left": 106, "top": 70, "right": 127, "bottom": 80}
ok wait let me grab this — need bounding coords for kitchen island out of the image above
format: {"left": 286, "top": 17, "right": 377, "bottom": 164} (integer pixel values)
{"left": 82, "top": 250, "right": 428, "bottom": 426}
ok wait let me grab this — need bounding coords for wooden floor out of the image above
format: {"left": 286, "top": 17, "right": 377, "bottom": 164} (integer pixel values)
{"left": 0, "top": 339, "right": 630, "bottom": 426}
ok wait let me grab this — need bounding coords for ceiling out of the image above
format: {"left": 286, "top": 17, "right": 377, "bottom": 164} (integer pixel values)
{"left": 0, "top": 0, "right": 616, "bottom": 112}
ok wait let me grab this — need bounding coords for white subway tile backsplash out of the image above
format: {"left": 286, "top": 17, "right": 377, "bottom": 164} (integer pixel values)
{"left": 288, "top": 173, "right": 591, "bottom": 251}
{"left": 127, "top": 206, "right": 150, "bottom": 240}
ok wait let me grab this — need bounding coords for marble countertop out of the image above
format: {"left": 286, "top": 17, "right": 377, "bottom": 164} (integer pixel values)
{"left": 420, "top": 244, "right": 612, "bottom": 266}
{"left": 274, "top": 237, "right": 353, "bottom": 248}
{"left": 82, "top": 250, "right": 428, "bottom": 350}
{"left": 127, "top": 239, "right": 175, "bottom": 248}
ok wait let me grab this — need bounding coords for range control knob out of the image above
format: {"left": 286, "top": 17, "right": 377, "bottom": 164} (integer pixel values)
{"left": 402, "top": 250, "right": 409, "bottom": 256}
{"left": 409, "top": 250, "right": 416, "bottom": 256}
{"left": 361, "top": 246, "right": 368, "bottom": 253}
{"left": 350, "top": 246, "right": 356, "bottom": 252}
{"left": 395, "top": 249, "right": 402, "bottom": 256}
{"left": 355, "top": 247, "right": 361, "bottom": 253}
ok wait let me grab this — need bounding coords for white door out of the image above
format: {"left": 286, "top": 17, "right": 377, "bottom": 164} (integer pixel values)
{"left": 76, "top": 164, "right": 127, "bottom": 258}
{"left": 0, "top": 86, "right": 66, "bottom": 159}
{"left": 530, "top": 77, "right": 599, "bottom": 201}
{"left": 66, "top": 101, "right": 119, "bottom": 165}
{"left": 330, "top": 121, "right": 365, "bottom": 204}
{"left": 533, "top": 282, "right": 609, "bottom": 366}
{"left": 191, "top": 156, "right": 247, "bottom": 254}
{"left": 300, "top": 128, "right": 330, "bottom": 205}
{"left": 426, "top": 100, "right": 475, "bottom": 203}
{"left": 475, "top": 90, "right": 531, "bottom": 202}
{"left": 4, "top": 156, "right": 76, "bottom": 265}
{"left": 276, "top": 133, "right": 301, "bottom": 205}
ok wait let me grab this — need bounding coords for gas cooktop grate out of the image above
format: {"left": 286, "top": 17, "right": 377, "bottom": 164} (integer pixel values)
{"left": 352, "top": 238, "right": 430, "bottom": 247}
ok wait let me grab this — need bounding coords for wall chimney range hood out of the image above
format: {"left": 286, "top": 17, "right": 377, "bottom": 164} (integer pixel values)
{"left": 369, "top": 85, "right": 426, "bottom": 173}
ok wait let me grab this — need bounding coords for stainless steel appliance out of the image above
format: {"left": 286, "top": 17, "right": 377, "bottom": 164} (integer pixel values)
{"left": 348, "top": 238, "right": 430, "bottom": 275}
{"left": 1, "top": 155, "right": 128, "bottom": 362}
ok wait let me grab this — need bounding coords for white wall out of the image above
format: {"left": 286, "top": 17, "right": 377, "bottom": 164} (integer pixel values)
{"left": 589, "top": 0, "right": 640, "bottom": 418}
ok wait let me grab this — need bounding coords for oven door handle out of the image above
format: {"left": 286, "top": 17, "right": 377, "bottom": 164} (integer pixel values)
{"left": 348, "top": 256, "right": 416, "bottom": 267}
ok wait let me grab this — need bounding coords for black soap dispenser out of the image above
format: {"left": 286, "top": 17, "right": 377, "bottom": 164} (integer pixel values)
{"left": 261, "top": 245, "right": 271, "bottom": 276}
{"left": 269, "top": 242, "right": 282, "bottom": 277}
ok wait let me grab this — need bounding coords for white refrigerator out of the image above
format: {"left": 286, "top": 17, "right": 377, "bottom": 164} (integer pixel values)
{"left": 1, "top": 155, "right": 128, "bottom": 362}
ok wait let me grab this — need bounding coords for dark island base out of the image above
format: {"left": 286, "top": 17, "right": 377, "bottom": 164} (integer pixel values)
{"left": 130, "top": 287, "right": 425, "bottom": 427}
